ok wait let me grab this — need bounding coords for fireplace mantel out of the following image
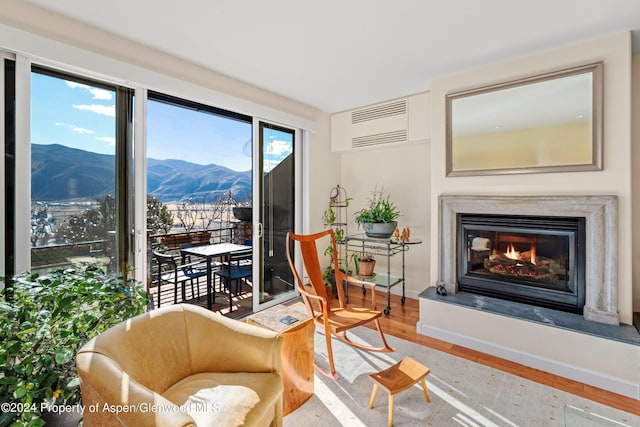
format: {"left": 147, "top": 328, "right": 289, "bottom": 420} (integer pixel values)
{"left": 438, "top": 195, "right": 618, "bottom": 325}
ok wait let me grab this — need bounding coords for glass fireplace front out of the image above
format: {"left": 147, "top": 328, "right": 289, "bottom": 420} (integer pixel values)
{"left": 457, "top": 214, "right": 585, "bottom": 313}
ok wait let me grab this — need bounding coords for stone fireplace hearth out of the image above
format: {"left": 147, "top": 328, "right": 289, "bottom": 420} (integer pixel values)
{"left": 438, "top": 195, "right": 618, "bottom": 325}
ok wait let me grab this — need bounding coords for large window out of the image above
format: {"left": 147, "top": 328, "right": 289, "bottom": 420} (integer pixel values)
{"left": 146, "top": 92, "right": 253, "bottom": 234}
{"left": 29, "top": 67, "right": 133, "bottom": 274}
{"left": 146, "top": 92, "right": 254, "bottom": 308}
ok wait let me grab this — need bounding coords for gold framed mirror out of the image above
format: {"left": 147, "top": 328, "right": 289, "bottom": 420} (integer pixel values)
{"left": 446, "top": 62, "right": 603, "bottom": 176}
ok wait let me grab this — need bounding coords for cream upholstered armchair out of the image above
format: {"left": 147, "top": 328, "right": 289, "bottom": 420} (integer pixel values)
{"left": 76, "top": 304, "right": 284, "bottom": 427}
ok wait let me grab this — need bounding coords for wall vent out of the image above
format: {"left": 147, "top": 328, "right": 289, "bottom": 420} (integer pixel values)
{"left": 330, "top": 92, "right": 429, "bottom": 152}
{"left": 351, "top": 99, "right": 407, "bottom": 124}
{"left": 352, "top": 130, "right": 408, "bottom": 148}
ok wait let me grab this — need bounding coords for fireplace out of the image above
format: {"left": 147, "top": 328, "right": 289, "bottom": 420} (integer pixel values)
{"left": 438, "top": 195, "right": 619, "bottom": 325}
{"left": 457, "top": 214, "right": 585, "bottom": 314}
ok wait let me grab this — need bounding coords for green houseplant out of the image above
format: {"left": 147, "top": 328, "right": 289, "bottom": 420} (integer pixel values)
{"left": 321, "top": 186, "right": 352, "bottom": 291}
{"left": 0, "top": 266, "right": 148, "bottom": 426}
{"left": 354, "top": 187, "right": 400, "bottom": 238}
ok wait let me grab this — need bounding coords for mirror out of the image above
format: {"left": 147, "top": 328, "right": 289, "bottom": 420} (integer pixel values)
{"left": 446, "top": 62, "right": 603, "bottom": 176}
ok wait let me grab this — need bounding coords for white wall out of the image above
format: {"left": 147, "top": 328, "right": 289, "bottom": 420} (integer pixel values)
{"left": 430, "top": 31, "right": 634, "bottom": 324}
{"left": 632, "top": 53, "right": 640, "bottom": 312}
{"left": 339, "top": 142, "right": 431, "bottom": 299}
{"left": 307, "top": 114, "right": 339, "bottom": 235}
{"left": 421, "top": 32, "right": 639, "bottom": 399}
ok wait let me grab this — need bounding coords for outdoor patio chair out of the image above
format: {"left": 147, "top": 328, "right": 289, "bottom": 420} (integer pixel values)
{"left": 286, "top": 229, "right": 394, "bottom": 379}
{"left": 152, "top": 251, "right": 207, "bottom": 308}
{"left": 215, "top": 248, "right": 253, "bottom": 296}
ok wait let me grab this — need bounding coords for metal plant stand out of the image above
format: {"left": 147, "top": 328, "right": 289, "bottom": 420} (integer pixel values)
{"left": 341, "top": 233, "right": 422, "bottom": 315}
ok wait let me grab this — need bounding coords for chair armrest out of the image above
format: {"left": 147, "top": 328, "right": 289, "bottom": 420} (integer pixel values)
{"left": 298, "top": 284, "right": 330, "bottom": 316}
{"left": 76, "top": 352, "right": 196, "bottom": 427}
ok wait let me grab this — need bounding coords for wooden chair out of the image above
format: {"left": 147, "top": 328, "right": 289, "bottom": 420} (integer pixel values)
{"left": 286, "top": 229, "right": 394, "bottom": 379}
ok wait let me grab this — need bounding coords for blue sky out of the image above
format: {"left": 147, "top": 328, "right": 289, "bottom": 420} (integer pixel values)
{"left": 31, "top": 72, "right": 293, "bottom": 172}
{"left": 31, "top": 73, "right": 116, "bottom": 155}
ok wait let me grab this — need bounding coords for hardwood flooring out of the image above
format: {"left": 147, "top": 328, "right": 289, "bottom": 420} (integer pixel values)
{"left": 343, "top": 287, "right": 640, "bottom": 417}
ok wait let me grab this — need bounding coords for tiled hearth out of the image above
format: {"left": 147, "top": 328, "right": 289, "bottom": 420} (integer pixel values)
{"left": 419, "top": 287, "right": 640, "bottom": 345}
{"left": 437, "top": 195, "right": 619, "bottom": 325}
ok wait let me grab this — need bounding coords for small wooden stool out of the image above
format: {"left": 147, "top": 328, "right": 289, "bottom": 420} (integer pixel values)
{"left": 368, "top": 357, "right": 431, "bottom": 427}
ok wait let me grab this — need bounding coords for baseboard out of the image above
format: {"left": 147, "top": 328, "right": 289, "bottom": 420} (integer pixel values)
{"left": 417, "top": 321, "right": 640, "bottom": 400}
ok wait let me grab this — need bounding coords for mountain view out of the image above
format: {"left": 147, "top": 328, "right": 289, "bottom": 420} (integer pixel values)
{"left": 31, "top": 144, "right": 251, "bottom": 203}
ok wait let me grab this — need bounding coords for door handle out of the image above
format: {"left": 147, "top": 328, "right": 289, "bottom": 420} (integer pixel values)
{"left": 257, "top": 222, "right": 263, "bottom": 238}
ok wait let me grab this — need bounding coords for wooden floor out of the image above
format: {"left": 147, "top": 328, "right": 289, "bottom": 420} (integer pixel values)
{"left": 342, "top": 287, "right": 640, "bottom": 417}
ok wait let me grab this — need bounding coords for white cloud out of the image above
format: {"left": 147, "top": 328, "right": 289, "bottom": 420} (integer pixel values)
{"left": 55, "top": 122, "right": 95, "bottom": 134}
{"left": 96, "top": 136, "right": 116, "bottom": 146}
{"left": 66, "top": 81, "right": 88, "bottom": 90}
{"left": 72, "top": 126, "right": 94, "bottom": 134}
{"left": 73, "top": 104, "right": 116, "bottom": 117}
{"left": 265, "top": 139, "right": 292, "bottom": 157}
{"left": 89, "top": 88, "right": 112, "bottom": 100}
{"left": 66, "top": 80, "right": 113, "bottom": 100}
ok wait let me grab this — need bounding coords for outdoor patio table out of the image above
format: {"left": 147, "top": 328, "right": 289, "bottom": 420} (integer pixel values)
{"left": 180, "top": 243, "right": 251, "bottom": 309}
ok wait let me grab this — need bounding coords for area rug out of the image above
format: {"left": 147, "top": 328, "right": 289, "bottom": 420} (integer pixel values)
{"left": 283, "top": 327, "right": 639, "bottom": 427}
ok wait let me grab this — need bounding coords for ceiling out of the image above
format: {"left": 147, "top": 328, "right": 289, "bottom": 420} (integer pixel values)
{"left": 22, "top": 0, "right": 640, "bottom": 113}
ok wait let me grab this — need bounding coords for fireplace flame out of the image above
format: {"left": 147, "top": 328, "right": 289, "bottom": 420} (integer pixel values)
{"left": 530, "top": 244, "right": 536, "bottom": 265}
{"left": 504, "top": 243, "right": 520, "bottom": 260}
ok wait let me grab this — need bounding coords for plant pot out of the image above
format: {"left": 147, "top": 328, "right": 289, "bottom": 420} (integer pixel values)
{"left": 362, "top": 222, "right": 396, "bottom": 238}
{"left": 232, "top": 206, "right": 252, "bottom": 221}
{"left": 358, "top": 259, "right": 376, "bottom": 277}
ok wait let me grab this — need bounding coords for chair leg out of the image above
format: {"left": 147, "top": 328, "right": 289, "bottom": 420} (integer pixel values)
{"left": 369, "top": 383, "right": 378, "bottom": 409}
{"left": 388, "top": 394, "right": 394, "bottom": 427}
{"left": 374, "top": 318, "right": 394, "bottom": 352}
{"left": 324, "top": 328, "right": 338, "bottom": 379}
{"left": 420, "top": 378, "right": 431, "bottom": 403}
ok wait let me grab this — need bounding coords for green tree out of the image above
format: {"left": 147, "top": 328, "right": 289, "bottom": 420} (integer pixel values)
{"left": 147, "top": 196, "right": 174, "bottom": 233}
{"left": 64, "top": 195, "right": 116, "bottom": 242}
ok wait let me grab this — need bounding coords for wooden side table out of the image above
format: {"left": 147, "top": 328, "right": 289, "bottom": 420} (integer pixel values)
{"left": 246, "top": 303, "right": 314, "bottom": 415}
{"left": 369, "top": 356, "right": 431, "bottom": 426}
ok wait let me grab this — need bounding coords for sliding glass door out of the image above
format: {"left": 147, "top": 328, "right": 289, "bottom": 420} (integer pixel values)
{"left": 254, "top": 121, "right": 297, "bottom": 309}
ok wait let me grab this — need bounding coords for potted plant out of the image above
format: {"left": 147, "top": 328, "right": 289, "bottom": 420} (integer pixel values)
{"left": 355, "top": 187, "right": 400, "bottom": 238}
{"left": 356, "top": 253, "right": 376, "bottom": 277}
{"left": 232, "top": 200, "right": 252, "bottom": 222}
{"left": 0, "top": 266, "right": 148, "bottom": 426}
